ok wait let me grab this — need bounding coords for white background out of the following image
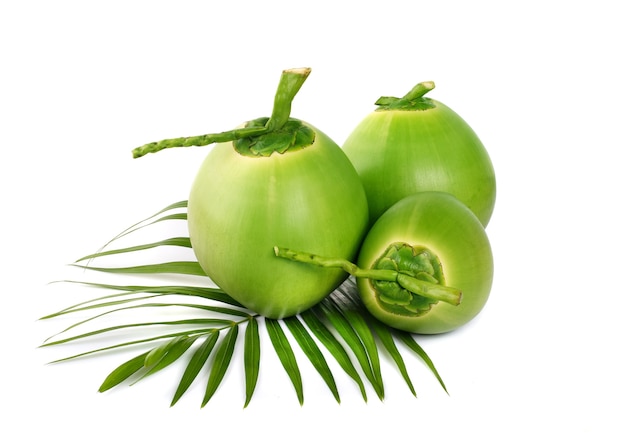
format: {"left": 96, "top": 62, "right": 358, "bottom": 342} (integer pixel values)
{"left": 3, "top": 1, "right": 625, "bottom": 431}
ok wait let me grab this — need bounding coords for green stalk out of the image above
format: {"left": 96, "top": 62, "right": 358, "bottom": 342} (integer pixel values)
{"left": 273, "top": 247, "right": 462, "bottom": 306}
{"left": 132, "top": 68, "right": 312, "bottom": 158}
{"left": 274, "top": 247, "right": 398, "bottom": 281}
{"left": 402, "top": 80, "right": 435, "bottom": 101}
{"left": 374, "top": 80, "right": 436, "bottom": 111}
{"left": 395, "top": 274, "right": 462, "bottom": 306}
{"left": 131, "top": 126, "right": 267, "bottom": 158}
{"left": 265, "top": 67, "right": 311, "bottom": 131}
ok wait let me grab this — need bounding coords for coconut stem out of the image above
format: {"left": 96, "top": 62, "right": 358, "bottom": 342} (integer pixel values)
{"left": 132, "top": 68, "right": 311, "bottom": 158}
{"left": 403, "top": 81, "right": 435, "bottom": 101}
{"left": 273, "top": 246, "right": 462, "bottom": 306}
{"left": 265, "top": 67, "right": 311, "bottom": 131}
{"left": 374, "top": 80, "right": 436, "bottom": 111}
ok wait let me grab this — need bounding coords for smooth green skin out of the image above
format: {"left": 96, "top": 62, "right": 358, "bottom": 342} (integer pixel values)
{"left": 188, "top": 122, "right": 369, "bottom": 319}
{"left": 356, "top": 192, "right": 493, "bottom": 334}
{"left": 342, "top": 100, "right": 496, "bottom": 227}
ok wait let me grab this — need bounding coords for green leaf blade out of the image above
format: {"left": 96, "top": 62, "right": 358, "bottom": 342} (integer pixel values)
{"left": 243, "top": 316, "right": 261, "bottom": 408}
{"left": 316, "top": 301, "right": 384, "bottom": 401}
{"left": 42, "top": 318, "right": 234, "bottom": 348}
{"left": 370, "top": 320, "right": 416, "bottom": 397}
{"left": 300, "top": 309, "right": 368, "bottom": 402}
{"left": 283, "top": 316, "right": 340, "bottom": 404}
{"left": 90, "top": 201, "right": 188, "bottom": 257}
{"left": 98, "top": 351, "right": 149, "bottom": 392}
{"left": 171, "top": 331, "right": 219, "bottom": 407}
{"left": 202, "top": 325, "right": 239, "bottom": 407}
{"left": 76, "top": 237, "right": 192, "bottom": 262}
{"left": 397, "top": 332, "right": 448, "bottom": 394}
{"left": 144, "top": 335, "right": 186, "bottom": 368}
{"left": 52, "top": 280, "right": 243, "bottom": 307}
{"left": 265, "top": 318, "right": 303, "bottom": 406}
{"left": 340, "top": 308, "right": 384, "bottom": 400}
{"left": 329, "top": 284, "right": 386, "bottom": 399}
{"left": 72, "top": 261, "right": 207, "bottom": 276}
{"left": 139, "top": 335, "right": 197, "bottom": 383}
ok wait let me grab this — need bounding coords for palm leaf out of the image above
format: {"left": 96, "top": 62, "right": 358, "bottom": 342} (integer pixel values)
{"left": 171, "top": 331, "right": 219, "bottom": 406}
{"left": 134, "top": 335, "right": 198, "bottom": 384}
{"left": 94, "top": 200, "right": 188, "bottom": 253}
{"left": 40, "top": 200, "right": 450, "bottom": 407}
{"left": 265, "top": 318, "right": 304, "bottom": 405}
{"left": 243, "top": 316, "right": 261, "bottom": 408}
{"left": 300, "top": 309, "right": 368, "bottom": 401}
{"left": 72, "top": 261, "right": 206, "bottom": 276}
{"left": 43, "top": 302, "right": 247, "bottom": 344}
{"left": 396, "top": 332, "right": 448, "bottom": 394}
{"left": 76, "top": 237, "right": 192, "bottom": 262}
{"left": 42, "top": 318, "right": 234, "bottom": 349}
{"left": 369, "top": 319, "right": 416, "bottom": 397}
{"left": 202, "top": 325, "right": 239, "bottom": 407}
{"left": 51, "top": 280, "right": 243, "bottom": 307}
{"left": 315, "top": 300, "right": 384, "bottom": 400}
{"left": 99, "top": 350, "right": 150, "bottom": 392}
{"left": 329, "top": 292, "right": 385, "bottom": 400}
{"left": 283, "top": 315, "right": 340, "bottom": 403}
{"left": 144, "top": 335, "right": 188, "bottom": 368}
{"left": 40, "top": 291, "right": 167, "bottom": 321}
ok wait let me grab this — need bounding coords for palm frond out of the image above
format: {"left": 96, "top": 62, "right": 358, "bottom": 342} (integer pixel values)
{"left": 265, "top": 318, "right": 304, "bottom": 405}
{"left": 396, "top": 332, "right": 448, "bottom": 394}
{"left": 369, "top": 319, "right": 416, "bottom": 396}
{"left": 300, "top": 309, "right": 368, "bottom": 401}
{"left": 45, "top": 301, "right": 248, "bottom": 341}
{"left": 283, "top": 315, "right": 340, "bottom": 403}
{"left": 75, "top": 237, "right": 192, "bottom": 262}
{"left": 243, "top": 317, "right": 260, "bottom": 408}
{"left": 202, "top": 325, "right": 239, "bottom": 407}
{"left": 50, "top": 280, "right": 244, "bottom": 307}
{"left": 94, "top": 200, "right": 188, "bottom": 253}
{"left": 171, "top": 331, "right": 219, "bottom": 406}
{"left": 39, "top": 200, "right": 449, "bottom": 407}
{"left": 99, "top": 350, "right": 152, "bottom": 392}
{"left": 139, "top": 335, "right": 199, "bottom": 382}
{"left": 315, "top": 299, "right": 385, "bottom": 400}
{"left": 72, "top": 261, "right": 206, "bottom": 276}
